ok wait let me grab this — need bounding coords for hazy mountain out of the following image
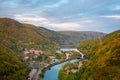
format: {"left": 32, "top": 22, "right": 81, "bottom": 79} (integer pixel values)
{"left": 58, "top": 31, "right": 106, "bottom": 45}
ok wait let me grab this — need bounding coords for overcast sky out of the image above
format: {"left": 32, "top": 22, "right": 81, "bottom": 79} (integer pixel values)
{"left": 0, "top": 0, "right": 120, "bottom": 33}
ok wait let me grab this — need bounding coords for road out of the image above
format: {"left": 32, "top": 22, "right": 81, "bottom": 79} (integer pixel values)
{"left": 33, "top": 68, "right": 42, "bottom": 80}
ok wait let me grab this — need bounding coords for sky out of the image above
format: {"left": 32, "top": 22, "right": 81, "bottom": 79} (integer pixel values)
{"left": 0, "top": 0, "right": 120, "bottom": 33}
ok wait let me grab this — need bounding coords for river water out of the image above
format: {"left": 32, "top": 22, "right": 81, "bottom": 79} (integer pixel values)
{"left": 43, "top": 59, "right": 77, "bottom": 80}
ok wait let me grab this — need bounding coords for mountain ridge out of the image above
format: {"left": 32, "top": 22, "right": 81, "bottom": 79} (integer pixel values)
{"left": 58, "top": 31, "right": 106, "bottom": 45}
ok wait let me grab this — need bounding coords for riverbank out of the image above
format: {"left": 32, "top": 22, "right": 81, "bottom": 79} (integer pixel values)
{"left": 41, "top": 56, "right": 84, "bottom": 80}
{"left": 43, "top": 59, "right": 79, "bottom": 80}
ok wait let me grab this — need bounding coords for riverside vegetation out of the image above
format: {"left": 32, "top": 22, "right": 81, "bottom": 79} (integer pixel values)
{"left": 59, "top": 30, "right": 120, "bottom": 80}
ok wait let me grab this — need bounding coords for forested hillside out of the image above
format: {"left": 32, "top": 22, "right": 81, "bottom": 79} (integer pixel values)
{"left": 75, "top": 30, "right": 120, "bottom": 80}
{"left": 0, "top": 18, "right": 64, "bottom": 53}
{"left": 0, "top": 44, "right": 29, "bottom": 80}
{"left": 77, "top": 38, "right": 101, "bottom": 56}
{"left": 59, "top": 30, "right": 120, "bottom": 80}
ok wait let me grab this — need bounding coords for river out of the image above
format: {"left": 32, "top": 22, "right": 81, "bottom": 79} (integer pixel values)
{"left": 43, "top": 59, "right": 78, "bottom": 80}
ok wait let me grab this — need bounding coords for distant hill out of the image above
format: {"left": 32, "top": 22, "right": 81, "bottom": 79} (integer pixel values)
{"left": 58, "top": 31, "right": 106, "bottom": 45}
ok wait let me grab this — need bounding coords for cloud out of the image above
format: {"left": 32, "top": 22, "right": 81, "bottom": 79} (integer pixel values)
{"left": 14, "top": 14, "right": 48, "bottom": 22}
{"left": 102, "top": 15, "right": 120, "bottom": 20}
{"left": 0, "top": 0, "right": 120, "bottom": 33}
{"left": 14, "top": 14, "right": 50, "bottom": 26}
{"left": 45, "top": 0, "right": 68, "bottom": 8}
{"left": 14, "top": 14, "right": 83, "bottom": 31}
{"left": 48, "top": 22, "right": 83, "bottom": 31}
{"left": 79, "top": 20, "right": 94, "bottom": 23}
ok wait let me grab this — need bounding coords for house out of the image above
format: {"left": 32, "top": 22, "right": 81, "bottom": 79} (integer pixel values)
{"left": 23, "top": 50, "right": 30, "bottom": 55}
{"left": 49, "top": 56, "right": 55, "bottom": 59}
{"left": 34, "top": 50, "right": 43, "bottom": 55}
{"left": 60, "top": 44, "right": 78, "bottom": 52}
{"left": 29, "top": 48, "right": 35, "bottom": 53}
{"left": 56, "top": 50, "right": 62, "bottom": 53}
{"left": 24, "top": 56, "right": 29, "bottom": 61}
{"left": 66, "top": 53, "right": 70, "bottom": 59}
{"left": 29, "top": 48, "right": 43, "bottom": 55}
{"left": 60, "top": 48, "right": 78, "bottom": 52}
{"left": 33, "top": 55, "right": 38, "bottom": 58}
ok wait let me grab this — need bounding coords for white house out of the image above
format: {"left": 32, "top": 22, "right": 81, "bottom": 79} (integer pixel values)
{"left": 60, "top": 48, "right": 78, "bottom": 52}
{"left": 56, "top": 50, "right": 62, "bottom": 53}
{"left": 60, "top": 48, "right": 84, "bottom": 59}
{"left": 65, "top": 53, "right": 70, "bottom": 59}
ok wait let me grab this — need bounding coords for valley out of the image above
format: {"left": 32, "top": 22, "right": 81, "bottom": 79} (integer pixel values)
{"left": 0, "top": 18, "right": 119, "bottom": 80}
{"left": 0, "top": 0, "right": 120, "bottom": 80}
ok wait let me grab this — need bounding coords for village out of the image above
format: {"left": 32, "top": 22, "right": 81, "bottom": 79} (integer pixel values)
{"left": 23, "top": 45, "right": 86, "bottom": 80}
{"left": 22, "top": 45, "right": 81, "bottom": 63}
